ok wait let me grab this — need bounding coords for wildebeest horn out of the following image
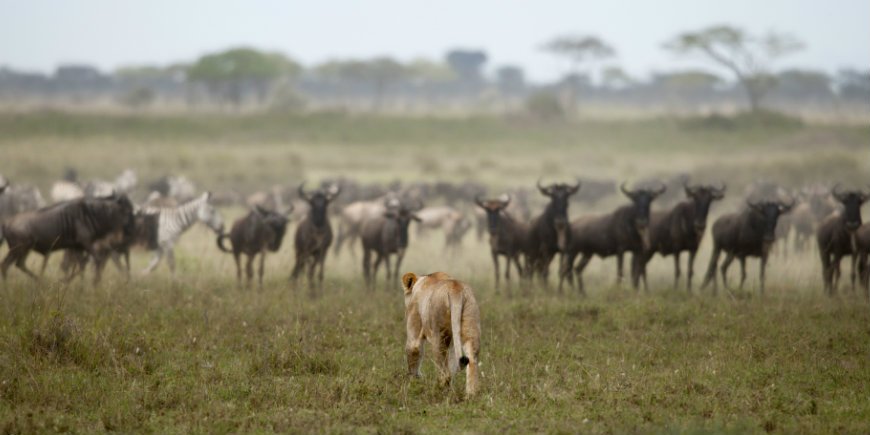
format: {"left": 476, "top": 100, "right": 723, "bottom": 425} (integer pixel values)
{"left": 779, "top": 198, "right": 796, "bottom": 213}
{"left": 537, "top": 178, "right": 550, "bottom": 196}
{"left": 474, "top": 194, "right": 486, "bottom": 209}
{"left": 326, "top": 184, "right": 341, "bottom": 201}
{"left": 831, "top": 183, "right": 846, "bottom": 201}
{"left": 620, "top": 182, "right": 634, "bottom": 198}
{"left": 569, "top": 180, "right": 581, "bottom": 194}
{"left": 298, "top": 182, "right": 312, "bottom": 202}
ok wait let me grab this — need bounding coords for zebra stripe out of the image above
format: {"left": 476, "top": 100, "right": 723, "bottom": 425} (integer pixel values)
{"left": 143, "top": 194, "right": 209, "bottom": 248}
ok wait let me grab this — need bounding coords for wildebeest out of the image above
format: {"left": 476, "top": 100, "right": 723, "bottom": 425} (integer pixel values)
{"left": 0, "top": 194, "right": 135, "bottom": 284}
{"left": 701, "top": 199, "right": 795, "bottom": 294}
{"left": 475, "top": 194, "right": 529, "bottom": 291}
{"left": 290, "top": 182, "right": 340, "bottom": 289}
{"left": 638, "top": 183, "right": 725, "bottom": 291}
{"left": 361, "top": 200, "right": 423, "bottom": 290}
{"left": 334, "top": 194, "right": 400, "bottom": 256}
{"left": 218, "top": 205, "right": 292, "bottom": 288}
{"left": 816, "top": 186, "right": 868, "bottom": 295}
{"left": 524, "top": 180, "right": 580, "bottom": 286}
{"left": 558, "top": 183, "right": 665, "bottom": 293}
{"left": 415, "top": 205, "right": 471, "bottom": 251}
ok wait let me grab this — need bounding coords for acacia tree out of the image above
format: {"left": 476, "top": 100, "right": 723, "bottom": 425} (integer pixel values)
{"left": 187, "top": 48, "right": 300, "bottom": 108}
{"left": 664, "top": 25, "right": 804, "bottom": 112}
{"left": 541, "top": 35, "right": 615, "bottom": 113}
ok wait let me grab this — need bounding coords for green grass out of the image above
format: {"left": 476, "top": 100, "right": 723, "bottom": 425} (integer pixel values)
{"left": 1, "top": 111, "right": 869, "bottom": 433}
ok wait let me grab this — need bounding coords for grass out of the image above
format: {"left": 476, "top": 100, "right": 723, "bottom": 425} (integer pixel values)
{"left": 0, "top": 110, "right": 869, "bottom": 433}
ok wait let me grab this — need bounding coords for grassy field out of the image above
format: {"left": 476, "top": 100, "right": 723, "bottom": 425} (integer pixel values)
{"left": 1, "top": 111, "right": 869, "bottom": 433}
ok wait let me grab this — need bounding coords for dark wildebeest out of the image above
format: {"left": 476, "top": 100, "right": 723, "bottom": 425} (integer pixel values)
{"left": 0, "top": 194, "right": 135, "bottom": 284}
{"left": 524, "top": 180, "right": 580, "bottom": 287}
{"left": 361, "top": 200, "right": 423, "bottom": 290}
{"left": 558, "top": 183, "right": 665, "bottom": 294}
{"left": 816, "top": 186, "right": 868, "bottom": 295}
{"left": 218, "top": 205, "right": 292, "bottom": 288}
{"left": 855, "top": 224, "right": 870, "bottom": 293}
{"left": 701, "top": 199, "right": 795, "bottom": 294}
{"left": 638, "top": 183, "right": 725, "bottom": 291}
{"left": 290, "top": 182, "right": 340, "bottom": 289}
{"left": 475, "top": 194, "right": 529, "bottom": 292}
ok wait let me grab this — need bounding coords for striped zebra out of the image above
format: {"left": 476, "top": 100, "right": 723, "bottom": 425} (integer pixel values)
{"left": 141, "top": 192, "right": 224, "bottom": 275}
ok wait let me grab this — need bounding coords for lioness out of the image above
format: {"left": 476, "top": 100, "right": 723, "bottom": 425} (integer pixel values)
{"left": 401, "top": 271, "right": 481, "bottom": 397}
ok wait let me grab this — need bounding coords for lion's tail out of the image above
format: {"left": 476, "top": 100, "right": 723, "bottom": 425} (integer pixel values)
{"left": 449, "top": 283, "right": 469, "bottom": 369}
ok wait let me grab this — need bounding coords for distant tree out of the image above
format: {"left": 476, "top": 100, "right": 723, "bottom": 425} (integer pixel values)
{"left": 119, "top": 86, "right": 156, "bottom": 110}
{"left": 664, "top": 25, "right": 804, "bottom": 112}
{"left": 600, "top": 66, "right": 635, "bottom": 90}
{"left": 406, "top": 58, "right": 456, "bottom": 83}
{"left": 445, "top": 50, "right": 488, "bottom": 82}
{"left": 187, "top": 47, "right": 301, "bottom": 108}
{"left": 314, "top": 57, "right": 407, "bottom": 109}
{"left": 774, "top": 69, "right": 832, "bottom": 101}
{"left": 496, "top": 65, "right": 525, "bottom": 93}
{"left": 836, "top": 69, "right": 870, "bottom": 102}
{"left": 541, "top": 35, "right": 615, "bottom": 112}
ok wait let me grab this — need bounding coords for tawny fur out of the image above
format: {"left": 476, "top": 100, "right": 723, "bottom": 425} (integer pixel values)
{"left": 401, "top": 271, "right": 481, "bottom": 398}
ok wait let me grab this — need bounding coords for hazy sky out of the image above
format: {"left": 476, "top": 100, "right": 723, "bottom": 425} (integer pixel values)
{"left": 1, "top": 0, "right": 867, "bottom": 82}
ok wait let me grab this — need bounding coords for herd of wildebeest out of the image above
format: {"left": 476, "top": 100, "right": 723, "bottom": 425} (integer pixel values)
{"left": 1, "top": 169, "right": 869, "bottom": 297}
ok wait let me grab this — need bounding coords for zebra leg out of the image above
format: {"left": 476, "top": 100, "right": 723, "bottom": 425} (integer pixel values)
{"left": 166, "top": 248, "right": 177, "bottom": 275}
{"left": 142, "top": 250, "right": 163, "bottom": 275}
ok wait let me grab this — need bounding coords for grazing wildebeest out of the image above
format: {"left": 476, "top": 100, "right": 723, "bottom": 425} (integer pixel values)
{"left": 290, "top": 183, "right": 340, "bottom": 289}
{"left": 816, "top": 186, "right": 868, "bottom": 295}
{"left": 0, "top": 194, "right": 134, "bottom": 284}
{"left": 334, "top": 194, "right": 399, "bottom": 256}
{"left": 361, "top": 200, "right": 423, "bottom": 290}
{"left": 525, "top": 180, "right": 580, "bottom": 287}
{"left": 475, "top": 194, "right": 529, "bottom": 291}
{"left": 218, "top": 205, "right": 292, "bottom": 288}
{"left": 141, "top": 192, "right": 224, "bottom": 275}
{"left": 701, "top": 199, "right": 794, "bottom": 294}
{"left": 558, "top": 182, "right": 665, "bottom": 294}
{"left": 638, "top": 183, "right": 725, "bottom": 291}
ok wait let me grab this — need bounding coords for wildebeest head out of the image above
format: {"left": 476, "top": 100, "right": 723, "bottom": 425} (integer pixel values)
{"left": 254, "top": 204, "right": 293, "bottom": 251}
{"left": 684, "top": 183, "right": 726, "bottom": 233}
{"left": 475, "top": 194, "right": 511, "bottom": 235}
{"left": 299, "top": 182, "right": 340, "bottom": 227}
{"left": 385, "top": 200, "right": 423, "bottom": 255}
{"left": 197, "top": 192, "right": 224, "bottom": 233}
{"left": 748, "top": 199, "right": 795, "bottom": 242}
{"left": 831, "top": 184, "right": 869, "bottom": 232}
{"left": 622, "top": 182, "right": 666, "bottom": 248}
{"left": 538, "top": 179, "right": 580, "bottom": 240}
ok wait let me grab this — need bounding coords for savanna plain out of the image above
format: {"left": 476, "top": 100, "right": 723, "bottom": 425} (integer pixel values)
{"left": 1, "top": 111, "right": 869, "bottom": 434}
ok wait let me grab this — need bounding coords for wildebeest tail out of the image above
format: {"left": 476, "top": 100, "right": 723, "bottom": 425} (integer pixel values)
{"left": 448, "top": 283, "right": 468, "bottom": 369}
{"left": 216, "top": 233, "right": 232, "bottom": 253}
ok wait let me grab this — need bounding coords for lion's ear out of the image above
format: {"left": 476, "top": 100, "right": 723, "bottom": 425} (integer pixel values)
{"left": 401, "top": 272, "right": 417, "bottom": 295}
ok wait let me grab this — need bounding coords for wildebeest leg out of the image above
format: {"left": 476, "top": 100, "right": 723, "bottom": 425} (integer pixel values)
{"left": 738, "top": 257, "right": 747, "bottom": 290}
{"left": 635, "top": 253, "right": 649, "bottom": 292}
{"left": 142, "top": 249, "right": 163, "bottom": 275}
{"left": 92, "top": 252, "right": 109, "bottom": 286}
{"left": 233, "top": 252, "right": 242, "bottom": 287}
{"left": 687, "top": 250, "right": 697, "bottom": 293}
{"left": 258, "top": 252, "right": 267, "bottom": 288}
{"left": 720, "top": 252, "right": 735, "bottom": 290}
{"left": 558, "top": 252, "right": 576, "bottom": 293}
{"left": 759, "top": 254, "right": 768, "bottom": 295}
{"left": 574, "top": 254, "right": 592, "bottom": 296}
{"left": 362, "top": 249, "right": 372, "bottom": 288}
{"left": 316, "top": 251, "right": 326, "bottom": 289}
{"left": 849, "top": 254, "right": 857, "bottom": 292}
{"left": 372, "top": 254, "right": 383, "bottom": 289}
{"left": 702, "top": 245, "right": 721, "bottom": 293}
{"left": 306, "top": 251, "right": 317, "bottom": 290}
{"left": 40, "top": 253, "right": 51, "bottom": 276}
{"left": 616, "top": 253, "right": 624, "bottom": 285}
{"left": 820, "top": 250, "right": 833, "bottom": 295}
{"left": 383, "top": 254, "right": 392, "bottom": 291}
{"left": 245, "top": 254, "right": 255, "bottom": 287}
{"left": 673, "top": 253, "right": 681, "bottom": 290}
{"left": 831, "top": 254, "right": 842, "bottom": 294}
{"left": 1, "top": 250, "right": 20, "bottom": 280}
{"left": 491, "top": 250, "right": 500, "bottom": 292}
{"left": 14, "top": 252, "right": 38, "bottom": 281}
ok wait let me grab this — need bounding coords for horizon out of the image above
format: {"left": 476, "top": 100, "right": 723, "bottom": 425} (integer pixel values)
{"left": 1, "top": 0, "right": 867, "bottom": 83}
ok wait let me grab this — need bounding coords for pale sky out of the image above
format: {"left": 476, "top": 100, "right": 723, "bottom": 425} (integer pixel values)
{"left": 1, "top": 0, "right": 867, "bottom": 82}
